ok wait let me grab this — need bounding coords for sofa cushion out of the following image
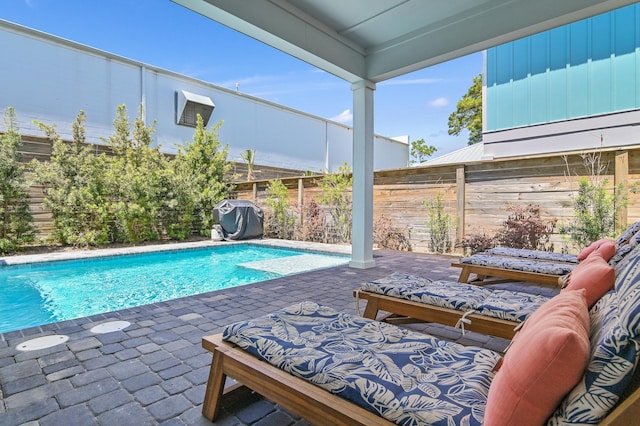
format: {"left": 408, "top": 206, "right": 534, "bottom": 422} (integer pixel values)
{"left": 562, "top": 255, "right": 615, "bottom": 307}
{"left": 548, "top": 292, "right": 639, "bottom": 424}
{"left": 616, "top": 222, "right": 640, "bottom": 245}
{"left": 589, "top": 239, "right": 617, "bottom": 261}
{"left": 550, "top": 249, "right": 640, "bottom": 424}
{"left": 459, "top": 254, "right": 575, "bottom": 275}
{"left": 360, "top": 272, "right": 490, "bottom": 311}
{"left": 611, "top": 243, "right": 636, "bottom": 267}
{"left": 486, "top": 247, "right": 578, "bottom": 263}
{"left": 484, "top": 290, "right": 590, "bottom": 426}
{"left": 361, "top": 272, "right": 549, "bottom": 323}
{"left": 578, "top": 238, "right": 614, "bottom": 261}
{"left": 223, "top": 301, "right": 501, "bottom": 426}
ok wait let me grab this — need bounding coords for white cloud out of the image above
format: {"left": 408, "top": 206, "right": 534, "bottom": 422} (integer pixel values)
{"left": 429, "top": 97, "right": 449, "bottom": 108}
{"left": 330, "top": 109, "right": 353, "bottom": 124}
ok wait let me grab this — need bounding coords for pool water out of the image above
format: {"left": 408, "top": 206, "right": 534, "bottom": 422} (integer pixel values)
{"left": 0, "top": 244, "right": 348, "bottom": 334}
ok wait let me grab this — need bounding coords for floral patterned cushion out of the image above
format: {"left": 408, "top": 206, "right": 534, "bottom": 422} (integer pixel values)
{"left": 486, "top": 247, "right": 579, "bottom": 263}
{"left": 612, "top": 243, "right": 640, "bottom": 272}
{"left": 616, "top": 222, "right": 640, "bottom": 245}
{"left": 548, "top": 246, "right": 640, "bottom": 424}
{"left": 361, "top": 272, "right": 548, "bottom": 323}
{"left": 223, "top": 301, "right": 502, "bottom": 426}
{"left": 475, "top": 289, "right": 549, "bottom": 322}
{"left": 460, "top": 254, "right": 576, "bottom": 275}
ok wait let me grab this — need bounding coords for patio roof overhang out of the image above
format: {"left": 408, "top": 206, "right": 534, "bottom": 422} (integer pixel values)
{"left": 172, "top": 0, "right": 638, "bottom": 268}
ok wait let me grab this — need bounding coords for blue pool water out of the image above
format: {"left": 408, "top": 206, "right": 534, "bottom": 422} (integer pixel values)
{"left": 0, "top": 244, "right": 348, "bottom": 334}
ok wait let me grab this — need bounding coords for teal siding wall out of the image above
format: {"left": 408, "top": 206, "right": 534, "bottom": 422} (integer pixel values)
{"left": 486, "top": 3, "right": 640, "bottom": 131}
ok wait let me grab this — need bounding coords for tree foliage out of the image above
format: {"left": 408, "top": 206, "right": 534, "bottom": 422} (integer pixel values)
{"left": 424, "top": 193, "right": 451, "bottom": 253}
{"left": 32, "top": 111, "right": 111, "bottom": 246}
{"left": 174, "top": 117, "right": 233, "bottom": 235}
{"left": 560, "top": 152, "right": 624, "bottom": 247}
{"left": 105, "top": 104, "right": 165, "bottom": 243}
{"left": 240, "top": 149, "right": 256, "bottom": 181}
{"left": 410, "top": 139, "right": 437, "bottom": 165}
{"left": 318, "top": 163, "right": 352, "bottom": 243}
{"left": 0, "top": 107, "right": 35, "bottom": 253}
{"left": 29, "top": 105, "right": 234, "bottom": 247}
{"left": 448, "top": 73, "right": 483, "bottom": 145}
{"left": 264, "top": 179, "right": 295, "bottom": 239}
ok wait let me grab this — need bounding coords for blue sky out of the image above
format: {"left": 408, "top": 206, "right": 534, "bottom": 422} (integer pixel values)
{"left": 1, "top": 0, "right": 483, "bottom": 158}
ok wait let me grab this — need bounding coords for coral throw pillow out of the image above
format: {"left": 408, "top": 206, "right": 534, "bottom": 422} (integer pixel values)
{"left": 562, "top": 254, "right": 615, "bottom": 307}
{"left": 484, "top": 289, "right": 590, "bottom": 426}
{"left": 577, "top": 238, "right": 616, "bottom": 261}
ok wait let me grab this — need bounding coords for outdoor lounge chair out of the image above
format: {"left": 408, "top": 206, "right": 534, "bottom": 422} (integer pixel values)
{"left": 452, "top": 254, "right": 577, "bottom": 285}
{"left": 452, "top": 222, "right": 640, "bottom": 285}
{"left": 353, "top": 272, "right": 550, "bottom": 339}
{"left": 355, "top": 230, "right": 640, "bottom": 339}
{"left": 201, "top": 241, "right": 640, "bottom": 424}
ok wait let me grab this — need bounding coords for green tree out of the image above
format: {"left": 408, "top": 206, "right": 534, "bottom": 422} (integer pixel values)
{"left": 105, "top": 104, "right": 164, "bottom": 243}
{"left": 31, "top": 111, "right": 110, "bottom": 246}
{"left": 240, "top": 149, "right": 256, "bottom": 180}
{"left": 264, "top": 179, "right": 295, "bottom": 239}
{"left": 448, "top": 73, "right": 483, "bottom": 145}
{"left": 0, "top": 107, "right": 35, "bottom": 253}
{"left": 410, "top": 138, "right": 437, "bottom": 165}
{"left": 424, "top": 193, "right": 451, "bottom": 253}
{"left": 319, "top": 163, "right": 352, "bottom": 243}
{"left": 561, "top": 152, "right": 624, "bottom": 248}
{"left": 174, "top": 116, "right": 234, "bottom": 235}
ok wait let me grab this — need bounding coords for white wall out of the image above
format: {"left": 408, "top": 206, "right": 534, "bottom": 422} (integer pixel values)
{"left": 0, "top": 20, "right": 408, "bottom": 172}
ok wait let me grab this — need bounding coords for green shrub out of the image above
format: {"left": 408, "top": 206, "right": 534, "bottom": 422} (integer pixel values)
{"left": 0, "top": 107, "right": 36, "bottom": 253}
{"left": 424, "top": 193, "right": 451, "bottom": 253}
{"left": 264, "top": 179, "right": 295, "bottom": 239}
{"left": 319, "top": 163, "right": 352, "bottom": 243}
{"left": 173, "top": 117, "right": 233, "bottom": 235}
{"left": 561, "top": 152, "right": 624, "bottom": 248}
{"left": 31, "top": 111, "right": 111, "bottom": 247}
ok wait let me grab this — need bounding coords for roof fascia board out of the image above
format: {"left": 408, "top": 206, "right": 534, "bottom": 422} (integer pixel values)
{"left": 366, "top": 0, "right": 639, "bottom": 81}
{"left": 172, "top": 0, "right": 366, "bottom": 82}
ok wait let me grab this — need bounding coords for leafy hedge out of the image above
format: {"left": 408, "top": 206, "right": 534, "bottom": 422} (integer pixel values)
{"left": 19, "top": 105, "right": 234, "bottom": 249}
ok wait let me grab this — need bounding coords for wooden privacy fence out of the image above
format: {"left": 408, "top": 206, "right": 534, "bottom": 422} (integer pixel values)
{"left": 17, "top": 134, "right": 640, "bottom": 253}
{"left": 234, "top": 147, "right": 640, "bottom": 254}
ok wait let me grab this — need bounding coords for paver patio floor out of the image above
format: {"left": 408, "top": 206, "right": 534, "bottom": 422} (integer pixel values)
{"left": 0, "top": 242, "right": 559, "bottom": 425}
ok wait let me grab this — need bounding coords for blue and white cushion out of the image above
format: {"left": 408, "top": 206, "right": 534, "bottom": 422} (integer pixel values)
{"left": 361, "top": 272, "right": 548, "bottom": 323}
{"left": 611, "top": 243, "right": 636, "bottom": 267}
{"left": 548, "top": 245, "right": 640, "bottom": 424}
{"left": 485, "top": 247, "right": 579, "bottom": 263}
{"left": 223, "top": 301, "right": 501, "bottom": 426}
{"left": 616, "top": 222, "right": 640, "bottom": 245}
{"left": 460, "top": 254, "right": 576, "bottom": 276}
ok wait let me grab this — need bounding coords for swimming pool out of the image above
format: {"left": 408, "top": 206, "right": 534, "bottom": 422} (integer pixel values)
{"left": 0, "top": 244, "right": 349, "bottom": 334}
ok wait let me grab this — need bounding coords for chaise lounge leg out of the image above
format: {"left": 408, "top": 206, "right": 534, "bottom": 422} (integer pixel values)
{"left": 202, "top": 349, "right": 227, "bottom": 421}
{"left": 362, "top": 298, "right": 380, "bottom": 320}
{"left": 457, "top": 267, "right": 472, "bottom": 283}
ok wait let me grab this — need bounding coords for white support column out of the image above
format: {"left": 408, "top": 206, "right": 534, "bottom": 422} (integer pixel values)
{"left": 349, "top": 80, "right": 376, "bottom": 269}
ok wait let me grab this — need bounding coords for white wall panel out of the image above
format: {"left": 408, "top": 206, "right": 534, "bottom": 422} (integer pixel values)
{"left": 0, "top": 20, "right": 407, "bottom": 172}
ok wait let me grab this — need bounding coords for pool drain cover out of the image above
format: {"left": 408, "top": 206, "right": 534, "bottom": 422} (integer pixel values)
{"left": 90, "top": 320, "right": 131, "bottom": 334}
{"left": 16, "top": 335, "right": 69, "bottom": 351}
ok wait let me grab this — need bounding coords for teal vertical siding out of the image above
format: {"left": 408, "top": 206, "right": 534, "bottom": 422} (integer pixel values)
{"left": 486, "top": 3, "right": 640, "bottom": 131}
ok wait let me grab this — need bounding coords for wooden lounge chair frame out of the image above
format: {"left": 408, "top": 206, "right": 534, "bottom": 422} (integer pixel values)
{"left": 202, "top": 334, "right": 394, "bottom": 426}
{"left": 355, "top": 289, "right": 519, "bottom": 340}
{"left": 202, "top": 333, "right": 640, "bottom": 426}
{"left": 451, "top": 261, "right": 564, "bottom": 286}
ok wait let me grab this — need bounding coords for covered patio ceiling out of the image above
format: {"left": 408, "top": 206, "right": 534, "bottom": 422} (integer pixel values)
{"left": 172, "top": 0, "right": 637, "bottom": 268}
